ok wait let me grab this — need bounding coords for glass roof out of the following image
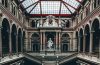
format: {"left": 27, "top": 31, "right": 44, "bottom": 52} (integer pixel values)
{"left": 20, "top": 0, "right": 83, "bottom": 16}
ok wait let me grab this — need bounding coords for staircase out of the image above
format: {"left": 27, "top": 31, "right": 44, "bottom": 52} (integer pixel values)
{"left": 43, "top": 61, "right": 57, "bottom": 65}
{"left": 24, "top": 52, "right": 78, "bottom": 65}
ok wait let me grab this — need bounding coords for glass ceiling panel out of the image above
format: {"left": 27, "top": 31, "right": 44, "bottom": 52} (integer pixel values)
{"left": 26, "top": 4, "right": 37, "bottom": 13}
{"left": 41, "top": 1, "right": 60, "bottom": 14}
{"left": 30, "top": 3, "right": 40, "bottom": 14}
{"left": 61, "top": 3, "right": 71, "bottom": 14}
{"left": 63, "top": 0, "right": 80, "bottom": 8}
{"left": 22, "top": 0, "right": 38, "bottom": 8}
{"left": 20, "top": 0, "right": 83, "bottom": 15}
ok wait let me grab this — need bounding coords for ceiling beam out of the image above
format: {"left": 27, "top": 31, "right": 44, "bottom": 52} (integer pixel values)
{"left": 63, "top": 2, "right": 73, "bottom": 14}
{"left": 19, "top": 0, "right": 25, "bottom": 4}
{"left": 40, "top": 1, "right": 42, "bottom": 15}
{"left": 59, "top": 1, "right": 62, "bottom": 15}
{"left": 25, "top": 1, "right": 39, "bottom": 10}
{"left": 18, "top": 0, "right": 25, "bottom": 8}
{"left": 29, "top": 1, "right": 39, "bottom": 14}
{"left": 62, "top": 1, "right": 77, "bottom": 10}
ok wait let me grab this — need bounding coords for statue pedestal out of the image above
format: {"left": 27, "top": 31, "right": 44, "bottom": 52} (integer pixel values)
{"left": 45, "top": 48, "right": 56, "bottom": 55}
{"left": 46, "top": 48, "right": 54, "bottom": 51}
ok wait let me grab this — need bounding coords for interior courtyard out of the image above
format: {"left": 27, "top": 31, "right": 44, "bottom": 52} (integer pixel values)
{"left": 0, "top": 0, "right": 100, "bottom": 65}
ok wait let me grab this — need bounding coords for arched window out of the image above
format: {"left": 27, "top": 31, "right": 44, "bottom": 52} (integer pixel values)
{"left": 13, "top": 6, "right": 16, "bottom": 15}
{"left": 2, "top": 0, "right": 8, "bottom": 7}
{"left": 61, "top": 33, "right": 70, "bottom": 52}
{"left": 98, "top": 0, "right": 100, "bottom": 5}
{"left": 2, "top": 0, "right": 4, "bottom": 5}
{"left": 5, "top": 0, "right": 8, "bottom": 7}
{"left": 31, "top": 20, "right": 36, "bottom": 28}
{"left": 94, "top": 0, "right": 96, "bottom": 8}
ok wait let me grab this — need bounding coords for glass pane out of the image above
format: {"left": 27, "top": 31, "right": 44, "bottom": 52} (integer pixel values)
{"left": 30, "top": 3, "right": 40, "bottom": 14}
{"left": 41, "top": 1, "right": 60, "bottom": 14}
{"left": 61, "top": 4, "right": 71, "bottom": 14}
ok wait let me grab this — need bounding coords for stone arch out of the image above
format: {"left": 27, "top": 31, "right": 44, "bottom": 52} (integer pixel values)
{"left": 91, "top": 18, "right": 99, "bottom": 53}
{"left": 1, "top": 18, "right": 10, "bottom": 54}
{"left": 31, "top": 33, "right": 40, "bottom": 52}
{"left": 79, "top": 28, "right": 83, "bottom": 52}
{"left": 84, "top": 24, "right": 90, "bottom": 52}
{"left": 18, "top": 28, "right": 22, "bottom": 52}
{"left": 11, "top": 24, "right": 17, "bottom": 53}
{"left": 61, "top": 33, "right": 70, "bottom": 52}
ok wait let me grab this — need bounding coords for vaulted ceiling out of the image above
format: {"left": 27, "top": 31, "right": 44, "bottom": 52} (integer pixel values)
{"left": 19, "top": 0, "right": 83, "bottom": 17}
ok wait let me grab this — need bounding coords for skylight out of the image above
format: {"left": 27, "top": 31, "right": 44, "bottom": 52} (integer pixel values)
{"left": 20, "top": 0, "right": 83, "bottom": 16}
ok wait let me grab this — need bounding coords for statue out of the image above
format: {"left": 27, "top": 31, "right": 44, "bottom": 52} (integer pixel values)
{"left": 47, "top": 38, "right": 53, "bottom": 49}
{"left": 43, "top": 15, "right": 58, "bottom": 27}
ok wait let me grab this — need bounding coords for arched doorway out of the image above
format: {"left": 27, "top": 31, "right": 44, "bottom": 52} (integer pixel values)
{"left": 84, "top": 24, "right": 90, "bottom": 52}
{"left": 92, "top": 19, "right": 99, "bottom": 53}
{"left": 11, "top": 24, "right": 17, "bottom": 53}
{"left": 79, "top": 28, "right": 83, "bottom": 52}
{"left": 18, "top": 28, "right": 22, "bottom": 52}
{"left": 61, "top": 33, "right": 70, "bottom": 52}
{"left": 1, "top": 18, "right": 10, "bottom": 54}
{"left": 31, "top": 33, "right": 40, "bottom": 52}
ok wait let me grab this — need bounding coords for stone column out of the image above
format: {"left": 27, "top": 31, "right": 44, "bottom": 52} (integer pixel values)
{"left": 89, "top": 31, "right": 93, "bottom": 54}
{"left": 43, "top": 32, "right": 45, "bottom": 51}
{"left": 58, "top": 32, "right": 61, "bottom": 52}
{"left": 40, "top": 32, "right": 43, "bottom": 51}
{"left": 56, "top": 32, "right": 58, "bottom": 50}
{"left": 70, "top": 32, "right": 73, "bottom": 51}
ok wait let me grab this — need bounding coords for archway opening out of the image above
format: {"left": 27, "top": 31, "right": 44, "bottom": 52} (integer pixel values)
{"left": 2, "top": 18, "right": 10, "bottom": 54}
{"left": 11, "top": 24, "right": 17, "bottom": 53}
{"left": 85, "top": 24, "right": 90, "bottom": 52}
{"left": 79, "top": 28, "right": 83, "bottom": 52}
{"left": 31, "top": 33, "right": 40, "bottom": 52}
{"left": 61, "top": 33, "right": 70, "bottom": 52}
{"left": 92, "top": 19, "right": 99, "bottom": 54}
{"left": 18, "top": 28, "right": 22, "bottom": 52}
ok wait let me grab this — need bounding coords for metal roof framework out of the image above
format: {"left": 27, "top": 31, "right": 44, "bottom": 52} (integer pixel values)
{"left": 19, "top": 0, "right": 83, "bottom": 17}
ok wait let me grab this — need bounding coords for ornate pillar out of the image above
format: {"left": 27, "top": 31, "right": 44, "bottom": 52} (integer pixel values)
{"left": 56, "top": 32, "right": 58, "bottom": 50}
{"left": 43, "top": 32, "right": 45, "bottom": 51}
{"left": 89, "top": 31, "right": 93, "bottom": 53}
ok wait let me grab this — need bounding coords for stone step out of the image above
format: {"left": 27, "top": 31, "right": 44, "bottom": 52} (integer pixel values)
{"left": 43, "top": 61, "right": 57, "bottom": 65}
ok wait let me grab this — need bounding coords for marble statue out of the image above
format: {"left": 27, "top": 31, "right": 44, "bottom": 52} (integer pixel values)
{"left": 47, "top": 38, "right": 53, "bottom": 49}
